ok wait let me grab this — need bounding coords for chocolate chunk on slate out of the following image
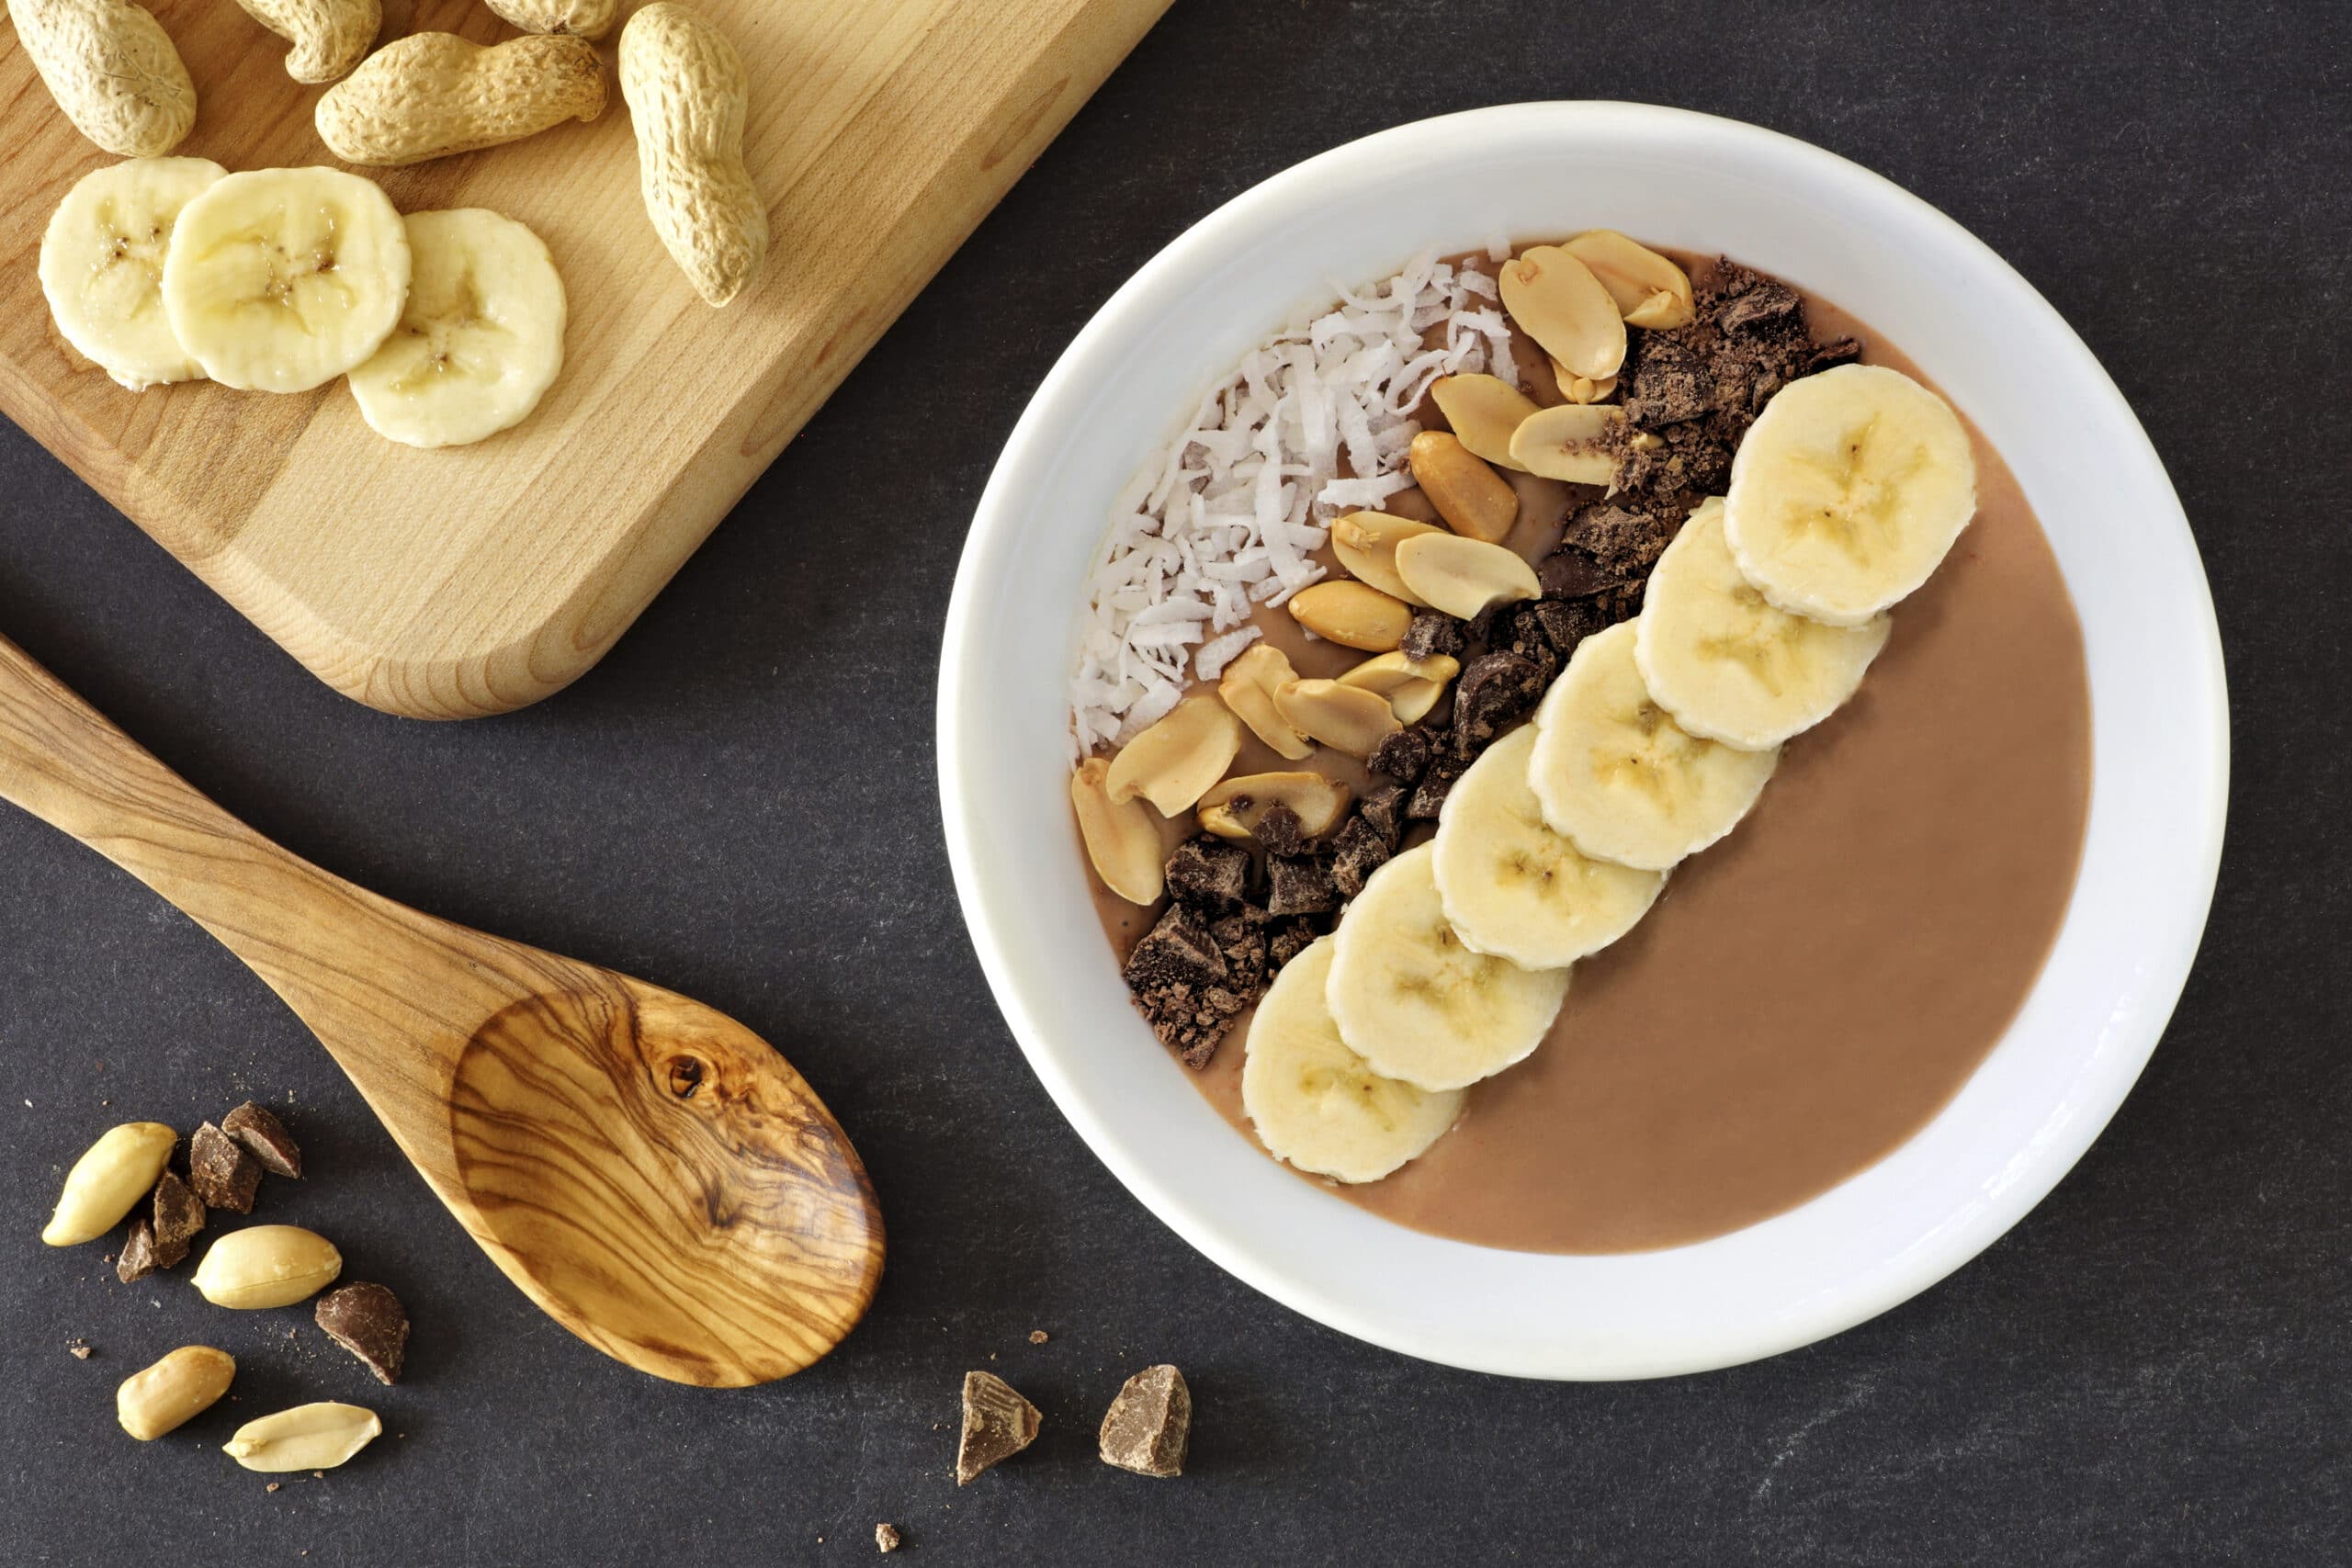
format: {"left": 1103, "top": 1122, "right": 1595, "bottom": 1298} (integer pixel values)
{"left": 1124, "top": 906, "right": 1245, "bottom": 1068}
{"left": 1265, "top": 855, "right": 1336, "bottom": 917}
{"left": 187, "top": 1122, "right": 260, "bottom": 1213}
{"left": 956, "top": 1371, "right": 1041, "bottom": 1484}
{"left": 1164, "top": 835, "right": 1250, "bottom": 911}
{"left": 1407, "top": 751, "right": 1466, "bottom": 820}
{"left": 117, "top": 1217, "right": 160, "bottom": 1283}
{"left": 1368, "top": 727, "right": 1431, "bottom": 786}
{"left": 1267, "top": 918, "right": 1321, "bottom": 969}
{"left": 1250, "top": 802, "right": 1313, "bottom": 858}
{"left": 222, "top": 1102, "right": 301, "bottom": 1179}
{"left": 1453, "top": 652, "right": 1545, "bottom": 755}
{"left": 149, "top": 1170, "right": 205, "bottom": 1268}
{"left": 1099, "top": 1364, "right": 1191, "bottom": 1479}
{"left": 1399, "top": 609, "right": 1465, "bottom": 662}
{"left": 315, "top": 1282, "right": 409, "bottom": 1384}
{"left": 1358, "top": 782, "right": 1408, "bottom": 847}
{"left": 1329, "top": 816, "right": 1393, "bottom": 900}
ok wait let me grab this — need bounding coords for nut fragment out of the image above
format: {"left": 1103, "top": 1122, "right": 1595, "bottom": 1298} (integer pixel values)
{"left": 1564, "top": 229, "right": 1696, "bottom": 329}
{"left": 1393, "top": 534, "right": 1543, "bottom": 621}
{"left": 191, "top": 1224, "right": 343, "bottom": 1310}
{"left": 1272, "top": 680, "right": 1402, "bottom": 759}
{"left": 1499, "top": 246, "right": 1627, "bottom": 381}
{"left": 1198, "top": 773, "right": 1353, "bottom": 842}
{"left": 1510, "top": 403, "right": 1627, "bottom": 485}
{"left": 117, "top": 1346, "right": 236, "bottom": 1440}
{"left": 316, "top": 33, "right": 606, "bottom": 167}
{"left": 956, "top": 1371, "right": 1040, "bottom": 1484}
{"left": 1103, "top": 696, "right": 1244, "bottom": 816}
{"left": 876, "top": 1523, "right": 902, "bottom": 1553}
{"left": 1099, "top": 1363, "right": 1191, "bottom": 1478}
{"left": 1337, "top": 651, "right": 1462, "bottom": 725}
{"left": 1330, "top": 513, "right": 1442, "bottom": 606}
{"left": 222, "top": 1402, "right": 381, "bottom": 1472}
{"left": 221, "top": 1102, "right": 302, "bottom": 1179}
{"left": 1408, "top": 432, "right": 1519, "bottom": 544}
{"left": 1070, "top": 759, "right": 1165, "bottom": 907}
{"left": 1430, "top": 374, "right": 1540, "bottom": 471}
{"left": 1217, "top": 644, "right": 1314, "bottom": 760}
{"left": 1287, "top": 581, "right": 1412, "bottom": 652}
{"left": 43, "top": 1122, "right": 175, "bottom": 1247}
{"left": 314, "top": 1281, "right": 409, "bottom": 1385}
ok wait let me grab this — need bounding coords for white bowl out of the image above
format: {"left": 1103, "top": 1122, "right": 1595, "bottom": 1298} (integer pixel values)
{"left": 937, "top": 103, "right": 2227, "bottom": 1379}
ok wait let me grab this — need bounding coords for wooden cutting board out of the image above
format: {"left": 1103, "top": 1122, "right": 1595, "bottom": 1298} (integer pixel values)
{"left": 0, "top": 0, "right": 1168, "bottom": 718}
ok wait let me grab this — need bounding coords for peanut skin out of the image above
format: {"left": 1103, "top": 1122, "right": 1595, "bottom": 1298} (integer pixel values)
{"left": 317, "top": 33, "right": 605, "bottom": 167}
{"left": 482, "top": 0, "right": 616, "bottom": 40}
{"left": 618, "top": 3, "right": 767, "bottom": 308}
{"left": 9, "top": 0, "right": 196, "bottom": 156}
{"left": 229, "top": 0, "right": 379, "bottom": 84}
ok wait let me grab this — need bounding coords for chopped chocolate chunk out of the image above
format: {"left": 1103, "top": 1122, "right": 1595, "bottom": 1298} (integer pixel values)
{"left": 1207, "top": 912, "right": 1269, "bottom": 1001}
{"left": 956, "top": 1371, "right": 1041, "bottom": 1484}
{"left": 1407, "top": 750, "right": 1466, "bottom": 820}
{"left": 315, "top": 1282, "right": 409, "bottom": 1384}
{"left": 1539, "top": 547, "right": 1626, "bottom": 600}
{"left": 875, "top": 1523, "right": 902, "bottom": 1553}
{"left": 1399, "top": 609, "right": 1464, "bottom": 662}
{"left": 1528, "top": 597, "right": 1603, "bottom": 659}
{"left": 1099, "top": 1364, "right": 1191, "bottom": 1479}
{"left": 1464, "top": 600, "right": 1510, "bottom": 649}
{"left": 1453, "top": 652, "right": 1545, "bottom": 755}
{"left": 1494, "top": 607, "right": 1562, "bottom": 689}
{"left": 1358, "top": 782, "right": 1408, "bottom": 846}
{"left": 1265, "top": 855, "right": 1336, "bottom": 917}
{"left": 187, "top": 1122, "right": 260, "bottom": 1213}
{"left": 1126, "top": 904, "right": 1225, "bottom": 993}
{"left": 1163, "top": 835, "right": 1250, "bottom": 911}
{"left": 1250, "top": 802, "right": 1313, "bottom": 858}
{"left": 1329, "top": 815, "right": 1394, "bottom": 900}
{"left": 1266, "top": 918, "right": 1321, "bottom": 969}
{"left": 1124, "top": 906, "right": 1243, "bottom": 1068}
{"left": 222, "top": 1102, "right": 301, "bottom": 1179}
{"left": 1804, "top": 336, "right": 1863, "bottom": 376}
{"left": 1367, "top": 726, "right": 1431, "bottom": 785}
{"left": 116, "top": 1217, "right": 159, "bottom": 1283}
{"left": 1715, "top": 276, "right": 1802, "bottom": 336}
{"left": 149, "top": 1170, "right": 204, "bottom": 1268}
{"left": 1564, "top": 502, "right": 1676, "bottom": 578}
{"left": 1624, "top": 334, "right": 1710, "bottom": 425}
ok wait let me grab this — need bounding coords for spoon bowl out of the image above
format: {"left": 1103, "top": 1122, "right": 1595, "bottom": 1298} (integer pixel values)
{"left": 0, "top": 634, "right": 881, "bottom": 1385}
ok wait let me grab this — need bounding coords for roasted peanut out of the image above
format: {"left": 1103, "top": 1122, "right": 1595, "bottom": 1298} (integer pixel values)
{"left": 1510, "top": 403, "right": 1624, "bottom": 486}
{"left": 42, "top": 1122, "right": 175, "bottom": 1247}
{"left": 1272, "top": 680, "right": 1401, "bottom": 759}
{"left": 190, "top": 1224, "right": 342, "bottom": 1309}
{"left": 222, "top": 1403, "right": 381, "bottom": 1472}
{"left": 117, "top": 1346, "right": 235, "bottom": 1440}
{"left": 1329, "top": 512, "right": 1442, "bottom": 606}
{"left": 1287, "top": 581, "right": 1411, "bottom": 652}
{"left": 1499, "top": 246, "right": 1626, "bottom": 381}
{"left": 1336, "top": 650, "right": 1460, "bottom": 725}
{"left": 483, "top": 0, "right": 616, "bottom": 39}
{"left": 1429, "top": 374, "right": 1539, "bottom": 471}
{"left": 316, "top": 33, "right": 605, "bottom": 166}
{"left": 1216, "top": 644, "right": 1314, "bottom": 760}
{"left": 1564, "top": 229, "right": 1695, "bottom": 329}
{"left": 620, "top": 4, "right": 767, "bottom": 307}
{"left": 229, "top": 0, "right": 379, "bottom": 84}
{"left": 10, "top": 0, "right": 196, "bottom": 155}
{"left": 1071, "top": 759, "right": 1164, "bottom": 906}
{"left": 1394, "top": 534, "right": 1542, "bottom": 621}
{"left": 1408, "top": 432, "right": 1518, "bottom": 544}
{"left": 1103, "top": 696, "right": 1243, "bottom": 816}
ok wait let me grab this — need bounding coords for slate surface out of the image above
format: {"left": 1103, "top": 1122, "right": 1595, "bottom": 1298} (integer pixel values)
{"left": 2, "top": 2, "right": 2345, "bottom": 1562}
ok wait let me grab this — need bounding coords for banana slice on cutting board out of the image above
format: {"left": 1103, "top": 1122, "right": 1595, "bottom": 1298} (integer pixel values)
{"left": 1325, "top": 842, "right": 1570, "bottom": 1092}
{"left": 162, "top": 166, "right": 412, "bottom": 393}
{"left": 39, "top": 157, "right": 229, "bottom": 390}
{"left": 1634, "top": 498, "right": 1892, "bottom": 750}
{"left": 1242, "top": 936, "right": 1464, "bottom": 1184}
{"left": 1724, "top": 363, "right": 1977, "bottom": 626}
{"left": 346, "top": 209, "right": 567, "bottom": 448}
{"left": 1528, "top": 620, "right": 1778, "bottom": 872}
{"left": 1433, "top": 726, "right": 1665, "bottom": 970}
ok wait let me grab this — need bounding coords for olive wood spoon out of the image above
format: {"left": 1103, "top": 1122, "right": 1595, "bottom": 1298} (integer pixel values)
{"left": 0, "top": 635, "right": 882, "bottom": 1386}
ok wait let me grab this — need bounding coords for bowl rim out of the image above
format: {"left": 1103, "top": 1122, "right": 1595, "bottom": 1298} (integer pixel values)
{"left": 937, "top": 101, "right": 2229, "bottom": 1379}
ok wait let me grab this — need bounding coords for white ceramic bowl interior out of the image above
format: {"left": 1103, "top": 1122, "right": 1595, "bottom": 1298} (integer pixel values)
{"left": 938, "top": 103, "right": 2227, "bottom": 1379}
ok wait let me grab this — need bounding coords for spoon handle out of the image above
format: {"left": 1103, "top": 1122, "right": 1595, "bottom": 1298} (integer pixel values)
{"left": 0, "top": 635, "right": 483, "bottom": 1064}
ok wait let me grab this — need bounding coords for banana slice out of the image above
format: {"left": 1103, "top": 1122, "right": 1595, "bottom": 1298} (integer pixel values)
{"left": 1325, "top": 842, "right": 1570, "bottom": 1091}
{"left": 161, "top": 166, "right": 411, "bottom": 394}
{"left": 1528, "top": 620, "right": 1778, "bottom": 872}
{"left": 346, "top": 209, "right": 567, "bottom": 448}
{"left": 1723, "top": 363, "right": 1977, "bottom": 626}
{"left": 1634, "top": 499, "right": 1892, "bottom": 750}
{"left": 39, "top": 157, "right": 229, "bottom": 390}
{"left": 1242, "top": 936, "right": 1464, "bottom": 1184}
{"left": 1434, "top": 726, "right": 1664, "bottom": 969}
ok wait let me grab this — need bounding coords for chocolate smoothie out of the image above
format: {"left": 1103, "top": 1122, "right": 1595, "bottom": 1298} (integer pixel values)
{"left": 1085, "top": 266, "right": 2091, "bottom": 1256}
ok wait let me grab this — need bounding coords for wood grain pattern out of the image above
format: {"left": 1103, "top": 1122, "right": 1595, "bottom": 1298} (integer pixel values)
{"left": 0, "top": 0, "right": 1169, "bottom": 718}
{"left": 0, "top": 632, "right": 883, "bottom": 1385}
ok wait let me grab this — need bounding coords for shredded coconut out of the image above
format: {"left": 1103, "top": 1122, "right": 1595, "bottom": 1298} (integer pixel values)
{"left": 1069, "top": 250, "right": 1502, "bottom": 757}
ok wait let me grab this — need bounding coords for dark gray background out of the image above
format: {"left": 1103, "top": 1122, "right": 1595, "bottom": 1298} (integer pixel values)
{"left": 4, "top": 1, "right": 2345, "bottom": 1562}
